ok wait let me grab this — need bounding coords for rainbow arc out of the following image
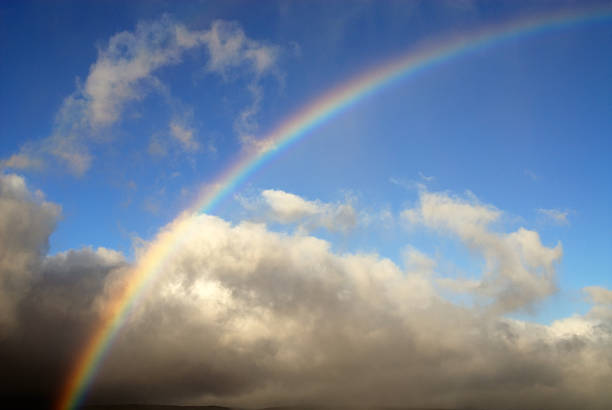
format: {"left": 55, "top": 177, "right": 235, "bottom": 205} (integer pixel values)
{"left": 56, "top": 7, "right": 612, "bottom": 410}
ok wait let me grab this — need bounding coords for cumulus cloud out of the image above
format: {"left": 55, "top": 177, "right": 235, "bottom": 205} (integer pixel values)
{"left": 239, "top": 189, "right": 357, "bottom": 233}
{"left": 1, "top": 179, "right": 611, "bottom": 409}
{"left": 402, "top": 191, "right": 562, "bottom": 313}
{"left": 85, "top": 212, "right": 612, "bottom": 409}
{"left": 3, "top": 17, "right": 279, "bottom": 175}
{"left": 0, "top": 173, "right": 125, "bottom": 405}
{"left": 0, "top": 173, "right": 60, "bottom": 334}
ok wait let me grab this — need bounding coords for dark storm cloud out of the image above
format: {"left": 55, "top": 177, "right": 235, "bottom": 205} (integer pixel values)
{"left": 0, "top": 174, "right": 125, "bottom": 407}
{"left": 1, "top": 173, "right": 611, "bottom": 409}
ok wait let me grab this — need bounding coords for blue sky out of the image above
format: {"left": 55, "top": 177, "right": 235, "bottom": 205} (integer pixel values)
{"left": 2, "top": 0, "right": 612, "bottom": 327}
{"left": 3, "top": 2, "right": 612, "bottom": 408}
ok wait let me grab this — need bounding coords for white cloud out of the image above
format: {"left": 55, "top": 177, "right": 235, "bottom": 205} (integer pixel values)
{"left": 548, "top": 315, "right": 599, "bottom": 339}
{"left": 402, "top": 245, "right": 436, "bottom": 274}
{"left": 262, "top": 189, "right": 321, "bottom": 221}
{"left": 538, "top": 207, "right": 570, "bottom": 225}
{"left": 3, "top": 17, "right": 279, "bottom": 175}
{"left": 199, "top": 20, "right": 278, "bottom": 77}
{"left": 83, "top": 18, "right": 276, "bottom": 128}
{"left": 240, "top": 189, "right": 358, "bottom": 233}
{"left": 402, "top": 191, "right": 562, "bottom": 313}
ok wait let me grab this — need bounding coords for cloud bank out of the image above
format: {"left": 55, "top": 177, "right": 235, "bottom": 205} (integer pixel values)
{"left": 0, "top": 175, "right": 611, "bottom": 409}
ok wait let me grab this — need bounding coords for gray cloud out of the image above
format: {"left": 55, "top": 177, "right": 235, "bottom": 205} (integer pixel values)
{"left": 0, "top": 177, "right": 611, "bottom": 409}
{"left": 0, "top": 174, "right": 60, "bottom": 335}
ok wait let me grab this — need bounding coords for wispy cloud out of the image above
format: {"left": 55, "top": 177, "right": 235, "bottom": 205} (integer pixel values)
{"left": 418, "top": 171, "right": 435, "bottom": 182}
{"left": 169, "top": 120, "right": 200, "bottom": 152}
{"left": 389, "top": 171, "right": 434, "bottom": 192}
{"left": 537, "top": 208, "right": 570, "bottom": 225}
{"left": 2, "top": 17, "right": 279, "bottom": 175}
{"left": 0, "top": 153, "right": 44, "bottom": 172}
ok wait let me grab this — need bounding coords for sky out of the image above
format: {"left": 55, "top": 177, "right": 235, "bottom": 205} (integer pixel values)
{"left": 1, "top": 1, "right": 611, "bottom": 409}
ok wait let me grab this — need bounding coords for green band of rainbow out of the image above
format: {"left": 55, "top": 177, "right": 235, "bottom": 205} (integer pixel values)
{"left": 56, "top": 7, "right": 612, "bottom": 410}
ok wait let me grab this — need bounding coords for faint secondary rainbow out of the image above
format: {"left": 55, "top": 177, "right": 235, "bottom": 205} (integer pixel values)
{"left": 57, "top": 6, "right": 611, "bottom": 410}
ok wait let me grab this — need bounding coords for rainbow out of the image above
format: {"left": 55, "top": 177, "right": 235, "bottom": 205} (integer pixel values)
{"left": 56, "top": 6, "right": 612, "bottom": 410}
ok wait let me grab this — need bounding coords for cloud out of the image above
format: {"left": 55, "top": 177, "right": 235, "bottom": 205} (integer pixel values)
{"left": 418, "top": 171, "right": 435, "bottom": 182}
{"left": 169, "top": 19, "right": 280, "bottom": 148}
{"left": 402, "top": 245, "right": 436, "bottom": 274}
{"left": 359, "top": 206, "right": 395, "bottom": 230}
{"left": 2, "top": 17, "right": 279, "bottom": 175}
{"left": 389, "top": 172, "right": 434, "bottom": 192}
{"left": 170, "top": 120, "right": 200, "bottom": 152}
{"left": 583, "top": 286, "right": 612, "bottom": 324}
{"left": 538, "top": 207, "right": 570, "bottom": 225}
{"left": 0, "top": 173, "right": 60, "bottom": 335}
{"left": 585, "top": 286, "right": 612, "bottom": 305}
{"left": 239, "top": 189, "right": 357, "bottom": 233}
{"left": 81, "top": 213, "right": 612, "bottom": 409}
{"left": 402, "top": 191, "right": 562, "bottom": 313}
{"left": 261, "top": 189, "right": 321, "bottom": 221}
{"left": 147, "top": 134, "right": 168, "bottom": 157}
{"left": 0, "top": 153, "right": 44, "bottom": 172}
{"left": 1, "top": 178, "right": 611, "bottom": 409}
{"left": 84, "top": 18, "right": 276, "bottom": 129}
{"left": 196, "top": 20, "right": 278, "bottom": 77}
